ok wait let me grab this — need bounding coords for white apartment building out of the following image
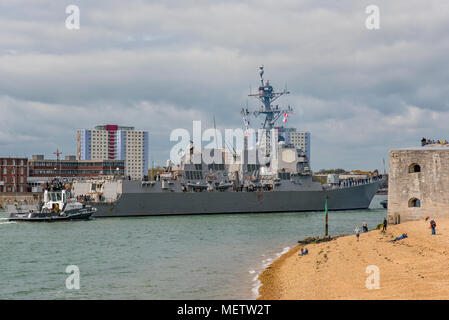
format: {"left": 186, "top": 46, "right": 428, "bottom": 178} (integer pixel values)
{"left": 125, "top": 130, "right": 147, "bottom": 180}
{"left": 78, "top": 125, "right": 149, "bottom": 180}
{"left": 256, "top": 127, "right": 311, "bottom": 165}
{"left": 287, "top": 130, "right": 311, "bottom": 163}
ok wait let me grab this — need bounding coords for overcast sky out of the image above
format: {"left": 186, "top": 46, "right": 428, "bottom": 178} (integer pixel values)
{"left": 1, "top": 0, "right": 449, "bottom": 171}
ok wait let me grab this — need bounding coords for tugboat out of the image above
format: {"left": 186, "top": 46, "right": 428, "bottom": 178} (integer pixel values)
{"left": 9, "top": 189, "right": 96, "bottom": 222}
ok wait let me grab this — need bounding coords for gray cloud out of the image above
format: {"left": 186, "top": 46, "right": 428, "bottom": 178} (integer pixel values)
{"left": 1, "top": 0, "right": 449, "bottom": 171}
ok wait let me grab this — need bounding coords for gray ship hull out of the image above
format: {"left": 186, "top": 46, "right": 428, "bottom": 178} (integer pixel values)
{"left": 89, "top": 181, "right": 382, "bottom": 217}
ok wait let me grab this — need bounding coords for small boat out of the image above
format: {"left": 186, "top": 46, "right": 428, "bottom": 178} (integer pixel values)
{"left": 9, "top": 189, "right": 96, "bottom": 222}
{"left": 380, "top": 199, "right": 388, "bottom": 209}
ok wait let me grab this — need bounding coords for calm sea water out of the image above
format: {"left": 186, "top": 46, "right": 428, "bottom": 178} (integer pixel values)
{"left": 0, "top": 195, "right": 387, "bottom": 299}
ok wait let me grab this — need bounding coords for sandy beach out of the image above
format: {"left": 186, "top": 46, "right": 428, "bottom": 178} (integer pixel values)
{"left": 258, "top": 218, "right": 449, "bottom": 299}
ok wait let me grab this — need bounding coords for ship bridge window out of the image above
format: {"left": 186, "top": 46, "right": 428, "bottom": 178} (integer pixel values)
{"left": 49, "top": 192, "right": 62, "bottom": 202}
{"left": 247, "top": 164, "right": 260, "bottom": 172}
{"left": 278, "top": 172, "right": 291, "bottom": 180}
{"left": 185, "top": 171, "right": 203, "bottom": 180}
{"left": 207, "top": 163, "right": 224, "bottom": 171}
{"left": 408, "top": 198, "right": 421, "bottom": 208}
{"left": 91, "top": 183, "right": 103, "bottom": 191}
{"left": 409, "top": 163, "right": 421, "bottom": 173}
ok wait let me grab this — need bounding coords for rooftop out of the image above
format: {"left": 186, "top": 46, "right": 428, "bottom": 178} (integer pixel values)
{"left": 394, "top": 145, "right": 449, "bottom": 151}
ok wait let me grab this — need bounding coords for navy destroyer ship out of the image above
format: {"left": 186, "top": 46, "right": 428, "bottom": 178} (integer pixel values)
{"left": 8, "top": 67, "right": 383, "bottom": 217}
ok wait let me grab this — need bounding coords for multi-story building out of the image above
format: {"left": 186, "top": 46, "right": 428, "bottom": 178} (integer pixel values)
{"left": 77, "top": 125, "right": 149, "bottom": 180}
{"left": 0, "top": 158, "right": 28, "bottom": 193}
{"left": 279, "top": 128, "right": 311, "bottom": 164}
{"left": 256, "top": 127, "right": 311, "bottom": 164}
{"left": 27, "top": 155, "right": 125, "bottom": 190}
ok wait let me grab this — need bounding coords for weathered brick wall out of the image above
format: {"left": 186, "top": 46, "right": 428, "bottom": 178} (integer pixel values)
{"left": 388, "top": 148, "right": 449, "bottom": 223}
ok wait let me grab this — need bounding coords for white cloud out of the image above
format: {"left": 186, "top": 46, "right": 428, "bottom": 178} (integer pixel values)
{"left": 1, "top": 0, "right": 449, "bottom": 170}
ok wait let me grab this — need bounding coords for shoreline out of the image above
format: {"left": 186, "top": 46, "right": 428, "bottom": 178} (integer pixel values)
{"left": 250, "top": 246, "right": 291, "bottom": 299}
{"left": 257, "top": 219, "right": 449, "bottom": 299}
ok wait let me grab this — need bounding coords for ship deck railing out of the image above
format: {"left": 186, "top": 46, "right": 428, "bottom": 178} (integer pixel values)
{"left": 327, "top": 176, "right": 384, "bottom": 190}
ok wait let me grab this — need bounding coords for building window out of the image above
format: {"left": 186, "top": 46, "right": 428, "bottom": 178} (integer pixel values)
{"left": 408, "top": 198, "right": 421, "bottom": 208}
{"left": 409, "top": 163, "right": 421, "bottom": 173}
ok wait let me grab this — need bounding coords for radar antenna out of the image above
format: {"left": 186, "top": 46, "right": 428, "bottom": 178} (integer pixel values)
{"left": 242, "top": 66, "right": 294, "bottom": 157}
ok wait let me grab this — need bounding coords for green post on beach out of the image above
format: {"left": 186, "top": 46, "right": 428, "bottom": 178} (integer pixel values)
{"left": 325, "top": 197, "right": 329, "bottom": 236}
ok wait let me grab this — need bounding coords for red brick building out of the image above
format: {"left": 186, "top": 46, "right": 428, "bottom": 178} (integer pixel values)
{"left": 27, "top": 155, "right": 125, "bottom": 188}
{"left": 0, "top": 158, "right": 28, "bottom": 193}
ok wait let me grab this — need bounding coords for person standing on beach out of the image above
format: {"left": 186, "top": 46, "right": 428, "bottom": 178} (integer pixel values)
{"left": 430, "top": 219, "right": 437, "bottom": 235}
{"left": 355, "top": 226, "right": 360, "bottom": 241}
{"left": 362, "top": 221, "right": 368, "bottom": 232}
{"left": 382, "top": 218, "right": 387, "bottom": 232}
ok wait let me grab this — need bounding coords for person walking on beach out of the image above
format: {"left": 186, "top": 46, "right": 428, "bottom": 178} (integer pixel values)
{"left": 362, "top": 221, "right": 368, "bottom": 232}
{"left": 382, "top": 218, "right": 387, "bottom": 232}
{"left": 430, "top": 219, "right": 437, "bottom": 235}
{"left": 355, "top": 226, "right": 360, "bottom": 241}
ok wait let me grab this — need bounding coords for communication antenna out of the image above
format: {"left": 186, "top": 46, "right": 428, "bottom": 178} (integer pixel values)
{"left": 243, "top": 66, "right": 293, "bottom": 157}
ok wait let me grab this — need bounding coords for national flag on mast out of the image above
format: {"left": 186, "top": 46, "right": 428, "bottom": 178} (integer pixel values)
{"left": 54, "top": 149, "right": 62, "bottom": 158}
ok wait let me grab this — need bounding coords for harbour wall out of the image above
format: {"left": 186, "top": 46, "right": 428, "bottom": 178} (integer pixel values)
{"left": 0, "top": 192, "right": 42, "bottom": 208}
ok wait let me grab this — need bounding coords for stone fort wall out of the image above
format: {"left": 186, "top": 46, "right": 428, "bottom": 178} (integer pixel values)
{"left": 388, "top": 148, "right": 449, "bottom": 223}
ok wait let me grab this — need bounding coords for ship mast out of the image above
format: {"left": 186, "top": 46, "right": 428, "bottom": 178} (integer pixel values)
{"left": 241, "top": 66, "right": 293, "bottom": 157}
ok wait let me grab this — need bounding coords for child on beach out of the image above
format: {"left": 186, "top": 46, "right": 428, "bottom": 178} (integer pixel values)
{"left": 355, "top": 226, "right": 360, "bottom": 241}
